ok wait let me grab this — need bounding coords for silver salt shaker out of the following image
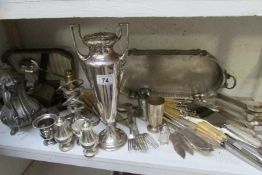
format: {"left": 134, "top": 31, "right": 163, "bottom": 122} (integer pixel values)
{"left": 54, "top": 117, "right": 74, "bottom": 152}
{"left": 79, "top": 120, "right": 98, "bottom": 158}
{"left": 158, "top": 124, "right": 170, "bottom": 145}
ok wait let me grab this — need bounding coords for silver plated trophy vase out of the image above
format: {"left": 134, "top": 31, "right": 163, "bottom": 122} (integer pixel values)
{"left": 70, "top": 23, "right": 129, "bottom": 151}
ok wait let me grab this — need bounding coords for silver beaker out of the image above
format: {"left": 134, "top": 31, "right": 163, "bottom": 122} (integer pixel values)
{"left": 146, "top": 96, "right": 165, "bottom": 133}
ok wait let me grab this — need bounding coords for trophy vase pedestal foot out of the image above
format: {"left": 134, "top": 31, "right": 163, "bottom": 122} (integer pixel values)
{"left": 99, "top": 125, "right": 127, "bottom": 151}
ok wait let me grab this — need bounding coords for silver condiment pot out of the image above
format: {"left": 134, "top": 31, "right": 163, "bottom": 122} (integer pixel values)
{"left": 32, "top": 113, "right": 57, "bottom": 146}
{"left": 79, "top": 120, "right": 98, "bottom": 157}
{"left": 54, "top": 117, "right": 74, "bottom": 152}
{"left": 159, "top": 124, "right": 170, "bottom": 145}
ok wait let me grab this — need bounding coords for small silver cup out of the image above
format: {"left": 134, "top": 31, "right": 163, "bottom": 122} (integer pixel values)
{"left": 146, "top": 96, "right": 165, "bottom": 133}
{"left": 32, "top": 114, "right": 57, "bottom": 146}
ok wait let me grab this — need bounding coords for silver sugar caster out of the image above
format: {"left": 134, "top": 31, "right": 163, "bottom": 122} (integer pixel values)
{"left": 79, "top": 120, "right": 98, "bottom": 157}
{"left": 54, "top": 117, "right": 74, "bottom": 152}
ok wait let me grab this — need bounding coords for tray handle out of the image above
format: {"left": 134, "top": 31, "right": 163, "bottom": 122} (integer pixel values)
{"left": 224, "top": 72, "right": 237, "bottom": 89}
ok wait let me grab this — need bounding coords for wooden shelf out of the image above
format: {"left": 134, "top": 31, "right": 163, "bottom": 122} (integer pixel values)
{"left": 1, "top": 0, "right": 262, "bottom": 19}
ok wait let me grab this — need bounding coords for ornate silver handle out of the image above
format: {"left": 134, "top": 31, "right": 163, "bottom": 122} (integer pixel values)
{"left": 224, "top": 71, "right": 237, "bottom": 89}
{"left": 2, "top": 85, "right": 12, "bottom": 109}
{"left": 70, "top": 24, "right": 90, "bottom": 61}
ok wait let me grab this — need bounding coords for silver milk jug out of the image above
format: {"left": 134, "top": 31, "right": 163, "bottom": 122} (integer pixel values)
{"left": 70, "top": 23, "right": 129, "bottom": 150}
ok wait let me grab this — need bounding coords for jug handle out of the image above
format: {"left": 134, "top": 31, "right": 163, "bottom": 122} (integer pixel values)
{"left": 117, "top": 23, "right": 129, "bottom": 61}
{"left": 70, "top": 24, "right": 90, "bottom": 61}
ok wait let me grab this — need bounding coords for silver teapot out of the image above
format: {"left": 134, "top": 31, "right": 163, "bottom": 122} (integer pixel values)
{"left": 0, "top": 70, "right": 41, "bottom": 135}
{"left": 70, "top": 23, "right": 129, "bottom": 150}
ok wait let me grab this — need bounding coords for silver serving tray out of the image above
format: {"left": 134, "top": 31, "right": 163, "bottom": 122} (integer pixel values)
{"left": 2, "top": 48, "right": 74, "bottom": 80}
{"left": 120, "top": 49, "right": 236, "bottom": 98}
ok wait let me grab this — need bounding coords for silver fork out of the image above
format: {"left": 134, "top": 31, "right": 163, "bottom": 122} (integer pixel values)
{"left": 127, "top": 107, "right": 147, "bottom": 151}
{"left": 127, "top": 107, "right": 158, "bottom": 151}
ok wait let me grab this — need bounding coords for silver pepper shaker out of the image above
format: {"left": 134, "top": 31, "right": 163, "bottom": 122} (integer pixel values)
{"left": 54, "top": 117, "right": 74, "bottom": 152}
{"left": 158, "top": 124, "right": 170, "bottom": 145}
{"left": 79, "top": 120, "right": 98, "bottom": 158}
{"left": 71, "top": 118, "right": 85, "bottom": 145}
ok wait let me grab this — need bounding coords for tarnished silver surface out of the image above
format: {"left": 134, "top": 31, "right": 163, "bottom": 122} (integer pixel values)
{"left": 70, "top": 23, "right": 129, "bottom": 151}
{"left": 225, "top": 137, "right": 262, "bottom": 171}
{"left": 2, "top": 49, "right": 73, "bottom": 105}
{"left": 59, "top": 70, "right": 85, "bottom": 117}
{"left": 54, "top": 117, "right": 74, "bottom": 152}
{"left": 79, "top": 120, "right": 98, "bottom": 148}
{"left": 164, "top": 115, "right": 213, "bottom": 153}
{"left": 126, "top": 105, "right": 159, "bottom": 152}
{"left": 72, "top": 118, "right": 85, "bottom": 138}
{"left": 170, "top": 131, "right": 194, "bottom": 159}
{"left": 179, "top": 128, "right": 214, "bottom": 152}
{"left": 146, "top": 96, "right": 165, "bottom": 133}
{"left": 32, "top": 113, "right": 57, "bottom": 146}
{"left": 170, "top": 132, "right": 186, "bottom": 159}
{"left": 137, "top": 88, "right": 151, "bottom": 121}
{"left": 2, "top": 49, "right": 73, "bottom": 81}
{"left": 0, "top": 71, "right": 41, "bottom": 135}
{"left": 59, "top": 71, "right": 101, "bottom": 125}
{"left": 98, "top": 125, "right": 127, "bottom": 150}
{"left": 218, "top": 93, "right": 262, "bottom": 114}
{"left": 117, "top": 103, "right": 133, "bottom": 113}
{"left": 79, "top": 120, "right": 98, "bottom": 157}
{"left": 121, "top": 49, "right": 236, "bottom": 98}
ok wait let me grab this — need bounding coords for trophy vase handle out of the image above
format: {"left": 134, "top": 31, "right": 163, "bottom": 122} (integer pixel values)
{"left": 117, "top": 23, "right": 129, "bottom": 61}
{"left": 70, "top": 24, "right": 90, "bottom": 61}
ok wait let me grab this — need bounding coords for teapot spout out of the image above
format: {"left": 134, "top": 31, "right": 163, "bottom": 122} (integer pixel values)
{"left": 70, "top": 24, "right": 90, "bottom": 61}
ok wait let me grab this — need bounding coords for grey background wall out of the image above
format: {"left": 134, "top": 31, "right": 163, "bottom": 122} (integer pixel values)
{"left": 1, "top": 17, "right": 262, "bottom": 98}
{"left": 12, "top": 17, "right": 262, "bottom": 100}
{"left": 0, "top": 22, "right": 9, "bottom": 58}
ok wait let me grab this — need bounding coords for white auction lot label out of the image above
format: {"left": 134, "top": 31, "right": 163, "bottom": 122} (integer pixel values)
{"left": 96, "top": 74, "right": 114, "bottom": 85}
